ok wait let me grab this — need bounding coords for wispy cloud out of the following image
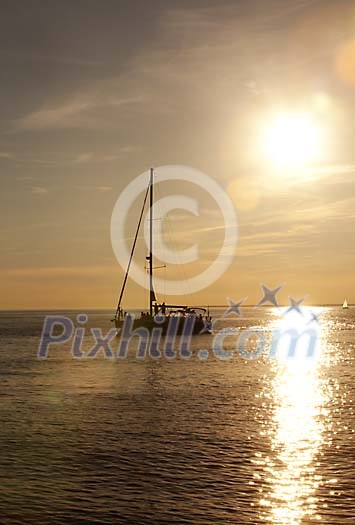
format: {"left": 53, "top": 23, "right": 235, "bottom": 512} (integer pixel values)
{"left": 17, "top": 93, "right": 143, "bottom": 131}
{"left": 31, "top": 186, "right": 48, "bottom": 195}
{"left": 4, "top": 264, "right": 118, "bottom": 278}
{"left": 307, "top": 164, "right": 355, "bottom": 179}
{"left": 73, "top": 151, "right": 129, "bottom": 164}
{"left": 16, "top": 175, "right": 36, "bottom": 181}
{"left": 0, "top": 152, "right": 13, "bottom": 159}
{"left": 19, "top": 100, "right": 90, "bottom": 130}
{"left": 0, "top": 50, "right": 108, "bottom": 67}
{"left": 5, "top": 148, "right": 135, "bottom": 167}
{"left": 75, "top": 152, "right": 94, "bottom": 164}
{"left": 75, "top": 185, "right": 112, "bottom": 193}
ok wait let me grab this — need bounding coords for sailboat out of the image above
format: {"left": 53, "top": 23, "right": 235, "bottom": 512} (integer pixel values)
{"left": 113, "top": 168, "right": 212, "bottom": 335}
{"left": 342, "top": 299, "right": 349, "bottom": 309}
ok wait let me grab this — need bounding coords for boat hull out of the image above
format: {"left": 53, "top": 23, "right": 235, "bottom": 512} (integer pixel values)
{"left": 115, "top": 315, "right": 212, "bottom": 336}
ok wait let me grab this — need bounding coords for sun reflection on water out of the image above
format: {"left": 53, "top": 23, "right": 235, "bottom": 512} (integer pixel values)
{"left": 259, "top": 308, "right": 330, "bottom": 524}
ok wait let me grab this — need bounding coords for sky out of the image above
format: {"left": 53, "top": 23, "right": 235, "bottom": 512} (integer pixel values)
{"left": 1, "top": 0, "right": 355, "bottom": 309}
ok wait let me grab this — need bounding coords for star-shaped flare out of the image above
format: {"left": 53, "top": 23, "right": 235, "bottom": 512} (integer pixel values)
{"left": 223, "top": 297, "right": 246, "bottom": 317}
{"left": 256, "top": 283, "right": 284, "bottom": 308}
{"left": 307, "top": 310, "right": 321, "bottom": 325}
{"left": 284, "top": 295, "right": 306, "bottom": 316}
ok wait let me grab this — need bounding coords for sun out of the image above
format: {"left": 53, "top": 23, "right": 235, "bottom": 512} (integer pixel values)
{"left": 262, "top": 112, "right": 322, "bottom": 168}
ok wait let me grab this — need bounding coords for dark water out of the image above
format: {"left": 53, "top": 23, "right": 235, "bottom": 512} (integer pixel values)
{"left": 0, "top": 307, "right": 354, "bottom": 524}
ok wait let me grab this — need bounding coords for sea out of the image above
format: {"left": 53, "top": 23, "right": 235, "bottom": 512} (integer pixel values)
{"left": 0, "top": 307, "right": 354, "bottom": 525}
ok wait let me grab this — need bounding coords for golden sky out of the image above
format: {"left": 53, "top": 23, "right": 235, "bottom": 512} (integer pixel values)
{"left": 1, "top": 0, "right": 355, "bottom": 309}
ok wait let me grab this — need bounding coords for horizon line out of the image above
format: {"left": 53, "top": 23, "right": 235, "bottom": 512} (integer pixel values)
{"left": 0, "top": 304, "right": 351, "bottom": 312}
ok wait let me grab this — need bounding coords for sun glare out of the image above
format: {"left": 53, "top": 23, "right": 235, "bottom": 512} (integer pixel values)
{"left": 262, "top": 112, "right": 322, "bottom": 168}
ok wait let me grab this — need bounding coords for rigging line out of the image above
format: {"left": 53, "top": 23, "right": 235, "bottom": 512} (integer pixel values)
{"left": 154, "top": 181, "right": 167, "bottom": 304}
{"left": 165, "top": 209, "right": 193, "bottom": 305}
{"left": 115, "top": 183, "right": 150, "bottom": 318}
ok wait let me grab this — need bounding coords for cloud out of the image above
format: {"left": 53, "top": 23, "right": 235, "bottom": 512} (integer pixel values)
{"left": 4, "top": 148, "right": 135, "bottom": 167}
{"left": 307, "top": 164, "right": 355, "bottom": 179}
{"left": 31, "top": 186, "right": 48, "bottom": 195}
{"left": 75, "top": 152, "right": 94, "bottom": 164}
{"left": 19, "top": 100, "right": 91, "bottom": 130}
{"left": 4, "top": 264, "right": 118, "bottom": 278}
{"left": 0, "top": 152, "right": 13, "bottom": 159}
{"left": 74, "top": 185, "right": 112, "bottom": 193}
{"left": 0, "top": 49, "right": 106, "bottom": 67}
{"left": 16, "top": 175, "right": 36, "bottom": 181}
{"left": 17, "top": 92, "right": 143, "bottom": 131}
{"left": 74, "top": 151, "right": 131, "bottom": 164}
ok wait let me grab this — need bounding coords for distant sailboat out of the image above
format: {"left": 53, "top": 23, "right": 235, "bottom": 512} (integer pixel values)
{"left": 342, "top": 299, "right": 349, "bottom": 309}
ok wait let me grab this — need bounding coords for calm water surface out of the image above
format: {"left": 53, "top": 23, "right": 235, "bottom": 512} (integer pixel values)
{"left": 0, "top": 308, "right": 354, "bottom": 524}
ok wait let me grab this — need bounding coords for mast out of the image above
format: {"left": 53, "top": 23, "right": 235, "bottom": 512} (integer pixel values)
{"left": 149, "top": 167, "right": 154, "bottom": 316}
